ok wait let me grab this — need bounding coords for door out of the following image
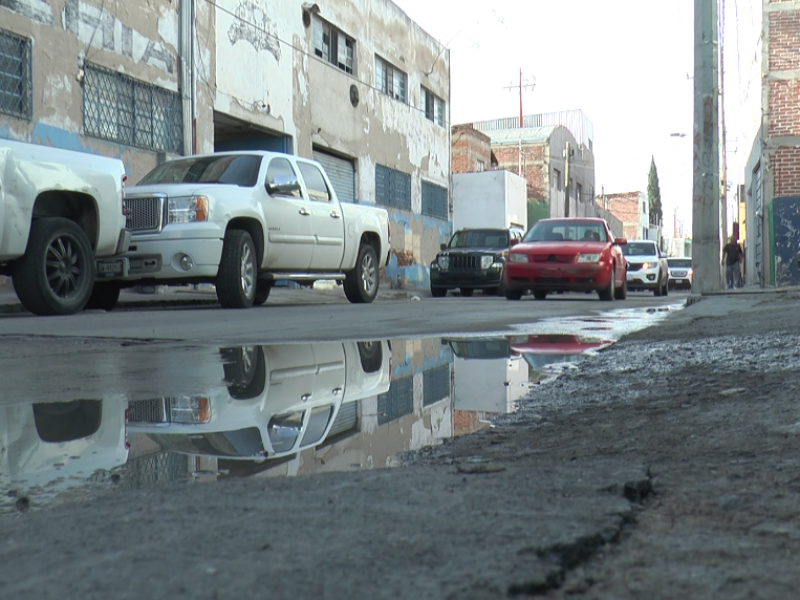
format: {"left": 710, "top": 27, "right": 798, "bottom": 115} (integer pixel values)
{"left": 297, "top": 161, "right": 346, "bottom": 271}
{"left": 261, "top": 157, "right": 314, "bottom": 270}
{"left": 312, "top": 150, "right": 356, "bottom": 203}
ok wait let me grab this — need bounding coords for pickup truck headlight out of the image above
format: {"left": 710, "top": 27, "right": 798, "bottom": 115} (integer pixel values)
{"left": 641, "top": 261, "right": 651, "bottom": 270}
{"left": 438, "top": 255, "right": 449, "bottom": 271}
{"left": 169, "top": 396, "right": 211, "bottom": 423}
{"left": 577, "top": 253, "right": 601, "bottom": 263}
{"left": 168, "top": 196, "right": 209, "bottom": 224}
{"left": 509, "top": 253, "right": 529, "bottom": 263}
{"left": 481, "top": 255, "right": 494, "bottom": 269}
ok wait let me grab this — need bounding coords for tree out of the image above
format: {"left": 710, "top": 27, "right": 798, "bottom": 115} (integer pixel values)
{"left": 647, "top": 157, "right": 663, "bottom": 226}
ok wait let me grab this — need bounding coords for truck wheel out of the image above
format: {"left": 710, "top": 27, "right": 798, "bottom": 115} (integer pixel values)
{"left": 12, "top": 218, "right": 94, "bottom": 316}
{"left": 460, "top": 288, "right": 474, "bottom": 297}
{"left": 654, "top": 272, "right": 663, "bottom": 297}
{"left": 357, "top": 341, "right": 383, "bottom": 373}
{"left": 216, "top": 229, "right": 256, "bottom": 309}
{"left": 533, "top": 290, "right": 548, "bottom": 300}
{"left": 253, "top": 281, "right": 272, "bottom": 306}
{"left": 505, "top": 289, "right": 523, "bottom": 300}
{"left": 220, "top": 346, "right": 266, "bottom": 400}
{"left": 431, "top": 286, "right": 447, "bottom": 298}
{"left": 661, "top": 279, "right": 669, "bottom": 296}
{"left": 344, "top": 244, "right": 378, "bottom": 303}
{"left": 85, "top": 281, "right": 121, "bottom": 311}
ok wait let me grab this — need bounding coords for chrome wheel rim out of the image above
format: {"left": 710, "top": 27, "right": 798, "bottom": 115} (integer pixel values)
{"left": 361, "top": 252, "right": 377, "bottom": 296}
{"left": 240, "top": 243, "right": 255, "bottom": 298}
{"left": 45, "top": 235, "right": 85, "bottom": 300}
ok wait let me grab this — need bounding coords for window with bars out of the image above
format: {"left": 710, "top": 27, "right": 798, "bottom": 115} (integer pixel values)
{"left": 375, "top": 55, "right": 406, "bottom": 102}
{"left": 0, "top": 29, "right": 32, "bottom": 120}
{"left": 83, "top": 63, "right": 183, "bottom": 154}
{"left": 312, "top": 17, "right": 355, "bottom": 75}
{"left": 377, "top": 376, "right": 414, "bottom": 426}
{"left": 423, "top": 365, "right": 450, "bottom": 407}
{"left": 375, "top": 164, "right": 411, "bottom": 210}
{"left": 421, "top": 180, "right": 448, "bottom": 220}
{"left": 421, "top": 86, "right": 445, "bottom": 127}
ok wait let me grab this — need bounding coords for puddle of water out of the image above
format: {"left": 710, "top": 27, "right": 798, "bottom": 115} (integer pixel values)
{"left": 0, "top": 304, "right": 679, "bottom": 518}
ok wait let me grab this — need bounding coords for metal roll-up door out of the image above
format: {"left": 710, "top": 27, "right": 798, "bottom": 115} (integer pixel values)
{"left": 313, "top": 150, "right": 356, "bottom": 203}
{"left": 328, "top": 401, "right": 359, "bottom": 437}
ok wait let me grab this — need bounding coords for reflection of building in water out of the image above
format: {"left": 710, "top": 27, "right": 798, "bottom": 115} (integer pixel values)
{"left": 446, "top": 338, "right": 530, "bottom": 415}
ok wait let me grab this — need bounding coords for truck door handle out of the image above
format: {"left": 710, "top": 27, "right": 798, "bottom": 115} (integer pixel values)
{"left": 330, "top": 212, "right": 341, "bottom": 219}
{"left": 332, "top": 387, "right": 343, "bottom": 396}
{"left": 299, "top": 208, "right": 310, "bottom": 216}
{"left": 301, "top": 393, "right": 312, "bottom": 402}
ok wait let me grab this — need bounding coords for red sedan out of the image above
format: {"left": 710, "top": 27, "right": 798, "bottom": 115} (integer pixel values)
{"left": 503, "top": 218, "right": 628, "bottom": 301}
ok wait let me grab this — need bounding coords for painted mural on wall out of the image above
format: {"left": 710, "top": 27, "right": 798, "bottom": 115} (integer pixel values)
{"left": 771, "top": 196, "right": 800, "bottom": 287}
{"left": 227, "top": 0, "right": 281, "bottom": 61}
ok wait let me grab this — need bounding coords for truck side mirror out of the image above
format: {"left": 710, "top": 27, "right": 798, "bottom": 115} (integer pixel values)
{"left": 267, "top": 175, "right": 301, "bottom": 196}
{"left": 440, "top": 243, "right": 447, "bottom": 251}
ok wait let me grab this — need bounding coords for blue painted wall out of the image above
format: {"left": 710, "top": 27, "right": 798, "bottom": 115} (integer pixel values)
{"left": 771, "top": 196, "right": 800, "bottom": 287}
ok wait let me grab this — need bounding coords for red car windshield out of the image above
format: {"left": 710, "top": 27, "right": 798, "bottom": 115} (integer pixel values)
{"left": 522, "top": 221, "right": 608, "bottom": 243}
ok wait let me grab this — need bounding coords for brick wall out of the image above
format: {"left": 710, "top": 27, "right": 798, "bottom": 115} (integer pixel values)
{"left": 600, "top": 192, "right": 643, "bottom": 240}
{"left": 769, "top": 10, "right": 800, "bottom": 72}
{"left": 768, "top": 79, "right": 800, "bottom": 137}
{"left": 451, "top": 125, "right": 492, "bottom": 173}
{"left": 493, "top": 144, "right": 547, "bottom": 202}
{"left": 772, "top": 147, "right": 800, "bottom": 197}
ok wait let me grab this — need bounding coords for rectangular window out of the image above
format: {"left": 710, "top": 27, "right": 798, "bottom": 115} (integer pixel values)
{"left": 0, "top": 29, "right": 32, "bottom": 120}
{"left": 377, "top": 376, "right": 413, "bottom": 426}
{"left": 577, "top": 183, "right": 583, "bottom": 203}
{"left": 375, "top": 55, "right": 407, "bottom": 102}
{"left": 375, "top": 164, "right": 411, "bottom": 210}
{"left": 421, "top": 86, "right": 445, "bottom": 126}
{"left": 421, "top": 180, "right": 448, "bottom": 220}
{"left": 423, "top": 365, "right": 450, "bottom": 407}
{"left": 312, "top": 17, "right": 355, "bottom": 74}
{"left": 554, "top": 169, "right": 562, "bottom": 191}
{"left": 83, "top": 63, "right": 182, "bottom": 154}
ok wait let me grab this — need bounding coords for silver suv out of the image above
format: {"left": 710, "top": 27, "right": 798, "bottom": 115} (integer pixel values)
{"left": 667, "top": 258, "right": 693, "bottom": 290}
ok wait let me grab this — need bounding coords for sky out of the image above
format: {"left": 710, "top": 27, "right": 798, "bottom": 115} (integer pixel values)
{"left": 393, "top": 0, "right": 761, "bottom": 238}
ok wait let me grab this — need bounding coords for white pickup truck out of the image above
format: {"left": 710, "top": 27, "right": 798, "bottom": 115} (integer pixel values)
{"left": 107, "top": 151, "right": 391, "bottom": 309}
{"left": 0, "top": 139, "right": 130, "bottom": 315}
{"left": 621, "top": 239, "right": 669, "bottom": 296}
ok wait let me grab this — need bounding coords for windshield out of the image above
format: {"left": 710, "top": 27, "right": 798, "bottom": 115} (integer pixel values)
{"left": 621, "top": 242, "right": 658, "bottom": 256}
{"left": 137, "top": 154, "right": 263, "bottom": 187}
{"left": 449, "top": 230, "right": 509, "bottom": 249}
{"left": 668, "top": 259, "right": 692, "bottom": 268}
{"left": 522, "top": 220, "right": 608, "bottom": 243}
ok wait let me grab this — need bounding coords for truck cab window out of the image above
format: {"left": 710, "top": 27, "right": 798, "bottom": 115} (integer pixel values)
{"left": 266, "top": 158, "right": 302, "bottom": 198}
{"left": 298, "top": 163, "right": 331, "bottom": 202}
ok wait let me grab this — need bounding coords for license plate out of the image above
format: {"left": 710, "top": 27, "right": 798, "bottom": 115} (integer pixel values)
{"left": 95, "top": 257, "right": 126, "bottom": 278}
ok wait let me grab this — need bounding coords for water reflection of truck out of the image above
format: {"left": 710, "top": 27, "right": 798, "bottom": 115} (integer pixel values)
{"left": 127, "top": 341, "right": 391, "bottom": 461}
{"left": 444, "top": 338, "right": 529, "bottom": 414}
{"left": 0, "top": 398, "right": 129, "bottom": 510}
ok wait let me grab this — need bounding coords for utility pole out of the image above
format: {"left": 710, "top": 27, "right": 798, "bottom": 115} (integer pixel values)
{"left": 719, "top": 0, "right": 728, "bottom": 256}
{"left": 564, "top": 142, "right": 572, "bottom": 218}
{"left": 692, "top": 0, "right": 721, "bottom": 294}
{"left": 504, "top": 68, "right": 535, "bottom": 128}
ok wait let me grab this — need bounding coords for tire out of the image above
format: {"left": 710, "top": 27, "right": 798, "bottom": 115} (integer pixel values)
{"left": 221, "top": 346, "right": 266, "bottom": 400}
{"left": 460, "top": 288, "right": 474, "bottom": 297}
{"left": 533, "top": 289, "right": 548, "bottom": 300}
{"left": 216, "top": 229, "right": 257, "bottom": 309}
{"left": 662, "top": 279, "right": 669, "bottom": 296}
{"left": 357, "top": 341, "right": 383, "bottom": 373}
{"left": 253, "top": 280, "right": 272, "bottom": 306}
{"left": 505, "top": 289, "right": 523, "bottom": 301}
{"left": 654, "top": 272, "right": 663, "bottom": 297}
{"left": 599, "top": 267, "right": 615, "bottom": 301}
{"left": 614, "top": 275, "right": 628, "bottom": 300}
{"left": 430, "top": 286, "right": 447, "bottom": 298}
{"left": 85, "top": 281, "right": 121, "bottom": 311}
{"left": 12, "top": 218, "right": 94, "bottom": 316}
{"left": 344, "top": 244, "right": 379, "bottom": 303}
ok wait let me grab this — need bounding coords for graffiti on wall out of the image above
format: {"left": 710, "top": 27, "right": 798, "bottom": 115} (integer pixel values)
{"left": 771, "top": 196, "right": 800, "bottom": 287}
{"left": 62, "top": 0, "right": 176, "bottom": 74}
{"left": 227, "top": 0, "right": 281, "bottom": 61}
{"left": 0, "top": 0, "right": 54, "bottom": 24}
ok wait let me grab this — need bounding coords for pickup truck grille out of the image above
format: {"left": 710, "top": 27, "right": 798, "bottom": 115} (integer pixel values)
{"left": 627, "top": 262, "right": 644, "bottom": 272}
{"left": 128, "top": 399, "right": 168, "bottom": 423}
{"left": 125, "top": 196, "right": 164, "bottom": 233}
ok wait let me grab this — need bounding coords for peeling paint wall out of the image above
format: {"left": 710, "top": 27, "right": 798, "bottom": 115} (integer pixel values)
{"left": 0, "top": 0, "right": 214, "bottom": 182}
{"left": 213, "top": 0, "right": 451, "bottom": 288}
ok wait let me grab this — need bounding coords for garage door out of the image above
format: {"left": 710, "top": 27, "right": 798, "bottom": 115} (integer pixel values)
{"left": 313, "top": 150, "right": 356, "bottom": 203}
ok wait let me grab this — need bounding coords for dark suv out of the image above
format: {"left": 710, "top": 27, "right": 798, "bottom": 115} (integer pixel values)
{"left": 430, "top": 227, "right": 524, "bottom": 297}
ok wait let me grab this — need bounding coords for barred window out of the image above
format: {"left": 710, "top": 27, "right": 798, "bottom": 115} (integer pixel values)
{"left": 421, "top": 86, "right": 445, "bottom": 127}
{"left": 377, "top": 376, "right": 413, "bottom": 426}
{"left": 312, "top": 17, "right": 355, "bottom": 75}
{"left": 375, "top": 55, "right": 406, "bottom": 102}
{"left": 83, "top": 63, "right": 183, "bottom": 154}
{"left": 375, "top": 164, "right": 411, "bottom": 211}
{"left": 423, "top": 365, "right": 450, "bottom": 407}
{"left": 0, "top": 29, "right": 32, "bottom": 120}
{"left": 421, "top": 180, "right": 448, "bottom": 220}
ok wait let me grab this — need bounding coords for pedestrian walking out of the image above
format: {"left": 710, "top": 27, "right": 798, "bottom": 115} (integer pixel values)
{"left": 721, "top": 237, "right": 743, "bottom": 289}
